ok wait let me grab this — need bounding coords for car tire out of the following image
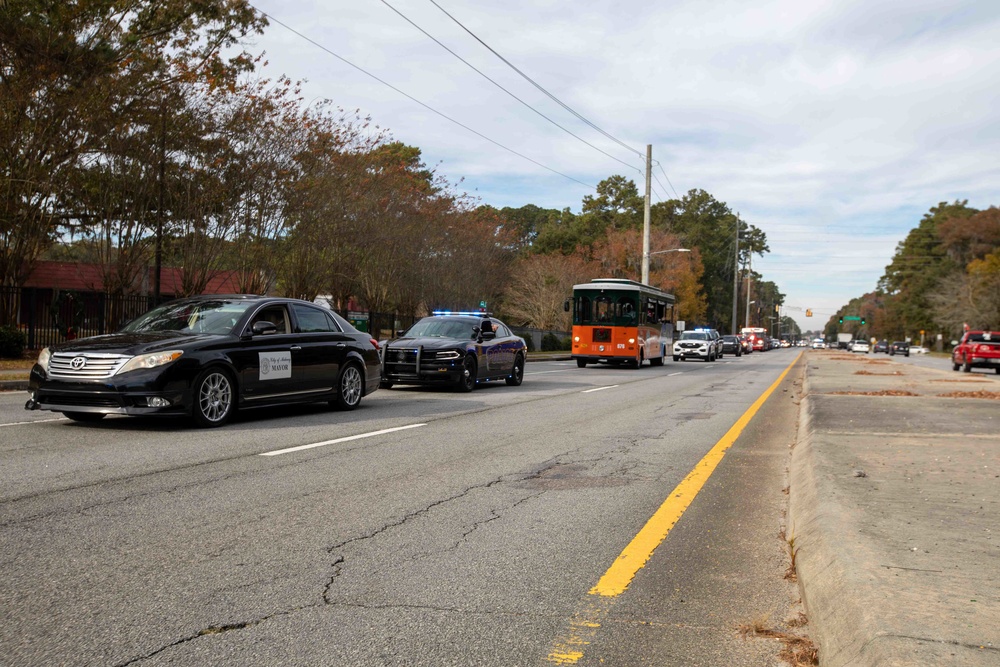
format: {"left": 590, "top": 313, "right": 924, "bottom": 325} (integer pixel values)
{"left": 952, "top": 360, "right": 961, "bottom": 371}
{"left": 63, "top": 411, "right": 106, "bottom": 423}
{"left": 331, "top": 362, "right": 364, "bottom": 410}
{"left": 379, "top": 380, "right": 394, "bottom": 389}
{"left": 904, "top": 352, "right": 909, "bottom": 357}
{"left": 672, "top": 356, "right": 680, "bottom": 362}
{"left": 650, "top": 352, "right": 664, "bottom": 366}
{"left": 457, "top": 355, "right": 477, "bottom": 392}
{"left": 192, "top": 367, "right": 235, "bottom": 428}
{"left": 963, "top": 357, "right": 972, "bottom": 373}
{"left": 506, "top": 354, "right": 524, "bottom": 386}
{"left": 576, "top": 359, "right": 588, "bottom": 368}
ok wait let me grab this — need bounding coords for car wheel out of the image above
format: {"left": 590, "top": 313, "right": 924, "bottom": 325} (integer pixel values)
{"left": 952, "top": 359, "right": 960, "bottom": 371}
{"left": 576, "top": 359, "right": 588, "bottom": 368}
{"left": 506, "top": 354, "right": 525, "bottom": 386}
{"left": 379, "top": 380, "right": 394, "bottom": 389}
{"left": 650, "top": 352, "right": 664, "bottom": 366}
{"left": 332, "top": 362, "right": 364, "bottom": 410}
{"left": 672, "top": 356, "right": 680, "bottom": 362}
{"left": 63, "top": 411, "right": 106, "bottom": 423}
{"left": 963, "top": 356, "right": 972, "bottom": 373}
{"left": 456, "top": 355, "right": 477, "bottom": 392}
{"left": 192, "top": 367, "right": 235, "bottom": 428}
{"left": 904, "top": 352, "right": 909, "bottom": 357}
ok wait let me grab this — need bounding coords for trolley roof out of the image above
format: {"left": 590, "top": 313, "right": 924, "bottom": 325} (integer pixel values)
{"left": 571, "top": 278, "right": 675, "bottom": 304}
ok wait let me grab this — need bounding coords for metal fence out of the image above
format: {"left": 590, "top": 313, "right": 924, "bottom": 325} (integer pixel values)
{"left": 0, "top": 286, "right": 570, "bottom": 353}
{"left": 1, "top": 286, "right": 155, "bottom": 350}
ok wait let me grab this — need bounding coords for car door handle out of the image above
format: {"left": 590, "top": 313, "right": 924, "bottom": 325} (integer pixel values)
{"left": 336, "top": 343, "right": 346, "bottom": 348}
{"left": 290, "top": 345, "right": 302, "bottom": 351}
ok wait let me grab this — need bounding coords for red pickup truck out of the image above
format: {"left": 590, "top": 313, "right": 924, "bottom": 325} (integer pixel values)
{"left": 952, "top": 331, "right": 1000, "bottom": 373}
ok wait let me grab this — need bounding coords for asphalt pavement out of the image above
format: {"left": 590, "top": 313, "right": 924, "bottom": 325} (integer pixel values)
{"left": 5, "top": 349, "right": 998, "bottom": 665}
{"left": 789, "top": 350, "right": 999, "bottom": 666}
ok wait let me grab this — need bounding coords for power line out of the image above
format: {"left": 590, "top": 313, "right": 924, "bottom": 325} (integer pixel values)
{"left": 426, "top": 0, "right": 645, "bottom": 160}
{"left": 379, "top": 0, "right": 645, "bottom": 177}
{"left": 251, "top": 5, "right": 597, "bottom": 191}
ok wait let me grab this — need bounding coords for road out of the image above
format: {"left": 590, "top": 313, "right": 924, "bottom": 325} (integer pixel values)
{"left": 1, "top": 350, "right": 807, "bottom": 667}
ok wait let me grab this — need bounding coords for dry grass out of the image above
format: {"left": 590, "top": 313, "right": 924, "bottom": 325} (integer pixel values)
{"left": 854, "top": 370, "right": 903, "bottom": 376}
{"left": 937, "top": 391, "right": 1000, "bottom": 400}
{"left": 0, "top": 358, "right": 34, "bottom": 370}
{"left": 929, "top": 378, "right": 991, "bottom": 383}
{"left": 737, "top": 614, "right": 819, "bottom": 666}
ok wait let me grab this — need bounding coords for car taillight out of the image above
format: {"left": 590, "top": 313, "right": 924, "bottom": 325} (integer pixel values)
{"left": 370, "top": 338, "right": 380, "bottom": 350}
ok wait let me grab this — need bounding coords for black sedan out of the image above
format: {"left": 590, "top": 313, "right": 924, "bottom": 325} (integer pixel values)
{"left": 380, "top": 312, "right": 526, "bottom": 391}
{"left": 889, "top": 341, "right": 910, "bottom": 357}
{"left": 25, "top": 295, "right": 381, "bottom": 427}
{"left": 721, "top": 335, "right": 743, "bottom": 357}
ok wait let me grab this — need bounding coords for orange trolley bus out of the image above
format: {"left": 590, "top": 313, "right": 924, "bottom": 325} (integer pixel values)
{"left": 567, "top": 278, "right": 677, "bottom": 368}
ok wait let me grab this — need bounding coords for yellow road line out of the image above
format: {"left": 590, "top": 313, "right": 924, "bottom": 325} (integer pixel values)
{"left": 591, "top": 351, "right": 801, "bottom": 596}
{"left": 545, "top": 352, "right": 802, "bottom": 663}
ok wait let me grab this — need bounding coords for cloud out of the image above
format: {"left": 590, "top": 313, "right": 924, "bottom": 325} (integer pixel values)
{"left": 248, "top": 0, "right": 1000, "bottom": 332}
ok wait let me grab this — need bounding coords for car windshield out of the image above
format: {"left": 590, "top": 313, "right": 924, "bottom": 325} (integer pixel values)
{"left": 723, "top": 336, "right": 738, "bottom": 342}
{"left": 121, "top": 300, "right": 251, "bottom": 335}
{"left": 680, "top": 331, "right": 708, "bottom": 340}
{"left": 404, "top": 318, "right": 478, "bottom": 339}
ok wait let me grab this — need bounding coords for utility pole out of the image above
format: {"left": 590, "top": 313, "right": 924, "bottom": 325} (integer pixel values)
{"left": 745, "top": 253, "right": 752, "bottom": 328}
{"left": 731, "top": 216, "right": 740, "bottom": 335}
{"left": 641, "top": 144, "right": 652, "bottom": 285}
{"left": 154, "top": 96, "right": 166, "bottom": 304}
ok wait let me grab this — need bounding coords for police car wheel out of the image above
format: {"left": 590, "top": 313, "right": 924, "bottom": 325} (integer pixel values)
{"left": 457, "top": 356, "right": 477, "bottom": 392}
{"left": 506, "top": 355, "right": 524, "bottom": 386}
{"left": 332, "top": 362, "right": 363, "bottom": 410}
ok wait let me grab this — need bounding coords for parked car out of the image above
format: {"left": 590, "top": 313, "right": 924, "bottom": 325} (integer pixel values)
{"left": 380, "top": 312, "right": 526, "bottom": 391}
{"left": 874, "top": 340, "right": 889, "bottom": 353}
{"left": 910, "top": 346, "right": 929, "bottom": 354}
{"left": 889, "top": 341, "right": 909, "bottom": 357}
{"left": 850, "top": 340, "right": 870, "bottom": 353}
{"left": 951, "top": 330, "right": 1000, "bottom": 373}
{"left": 721, "top": 335, "right": 743, "bottom": 357}
{"left": 25, "top": 295, "right": 381, "bottom": 427}
{"left": 673, "top": 330, "right": 715, "bottom": 362}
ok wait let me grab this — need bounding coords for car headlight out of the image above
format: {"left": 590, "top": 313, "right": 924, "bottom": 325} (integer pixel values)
{"left": 116, "top": 350, "right": 183, "bottom": 375}
{"left": 37, "top": 347, "right": 51, "bottom": 372}
{"left": 433, "top": 350, "right": 462, "bottom": 360}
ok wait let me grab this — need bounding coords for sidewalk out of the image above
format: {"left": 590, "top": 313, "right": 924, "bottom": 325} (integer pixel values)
{"left": 789, "top": 351, "right": 999, "bottom": 666}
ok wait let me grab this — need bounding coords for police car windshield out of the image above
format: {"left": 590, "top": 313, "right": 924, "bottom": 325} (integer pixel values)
{"left": 679, "top": 331, "right": 709, "bottom": 341}
{"left": 122, "top": 301, "right": 251, "bottom": 335}
{"left": 405, "top": 318, "right": 477, "bottom": 339}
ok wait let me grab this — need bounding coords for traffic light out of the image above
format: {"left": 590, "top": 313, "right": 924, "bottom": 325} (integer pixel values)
{"left": 806, "top": 309, "right": 813, "bottom": 317}
{"left": 861, "top": 316, "right": 866, "bottom": 325}
{"left": 839, "top": 316, "right": 843, "bottom": 324}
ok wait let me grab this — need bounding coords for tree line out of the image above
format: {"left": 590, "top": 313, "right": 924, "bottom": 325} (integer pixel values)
{"left": 2, "top": 0, "right": 787, "bottom": 335}
{"left": 827, "top": 201, "right": 1000, "bottom": 342}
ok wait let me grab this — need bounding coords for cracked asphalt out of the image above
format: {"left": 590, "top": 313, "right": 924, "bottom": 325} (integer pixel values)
{"left": 1, "top": 351, "right": 806, "bottom": 666}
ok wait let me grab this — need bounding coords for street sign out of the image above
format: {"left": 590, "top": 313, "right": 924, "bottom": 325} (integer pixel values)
{"left": 843, "top": 316, "right": 861, "bottom": 321}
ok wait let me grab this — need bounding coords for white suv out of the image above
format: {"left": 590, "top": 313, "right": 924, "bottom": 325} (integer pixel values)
{"left": 673, "top": 331, "right": 716, "bottom": 362}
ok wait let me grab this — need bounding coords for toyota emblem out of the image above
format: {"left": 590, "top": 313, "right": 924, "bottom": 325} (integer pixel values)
{"left": 70, "top": 356, "right": 87, "bottom": 370}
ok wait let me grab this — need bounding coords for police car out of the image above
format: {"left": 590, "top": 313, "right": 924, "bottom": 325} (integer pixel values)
{"left": 380, "top": 312, "right": 526, "bottom": 391}
{"left": 672, "top": 329, "right": 717, "bottom": 362}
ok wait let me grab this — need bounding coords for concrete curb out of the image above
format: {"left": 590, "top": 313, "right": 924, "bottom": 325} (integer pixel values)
{"left": 788, "top": 376, "right": 881, "bottom": 666}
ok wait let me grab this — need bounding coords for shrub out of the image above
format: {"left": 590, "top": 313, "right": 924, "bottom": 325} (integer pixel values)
{"left": 524, "top": 334, "right": 535, "bottom": 352}
{"left": 541, "top": 332, "right": 562, "bottom": 352}
{"left": 0, "top": 325, "right": 26, "bottom": 359}
{"left": 561, "top": 336, "right": 573, "bottom": 351}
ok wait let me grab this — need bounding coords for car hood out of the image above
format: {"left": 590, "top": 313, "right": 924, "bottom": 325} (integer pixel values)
{"left": 46, "top": 331, "right": 226, "bottom": 356}
{"left": 386, "top": 336, "right": 472, "bottom": 351}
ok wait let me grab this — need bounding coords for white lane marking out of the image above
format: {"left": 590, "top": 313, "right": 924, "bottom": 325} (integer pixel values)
{"left": 582, "top": 385, "right": 619, "bottom": 394}
{"left": 1, "top": 417, "right": 69, "bottom": 427}
{"left": 261, "top": 423, "right": 426, "bottom": 457}
{"left": 525, "top": 370, "right": 569, "bottom": 375}
{"left": 668, "top": 372, "right": 683, "bottom": 376}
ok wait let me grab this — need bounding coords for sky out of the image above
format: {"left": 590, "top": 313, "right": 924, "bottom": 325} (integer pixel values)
{"left": 243, "top": 0, "right": 1000, "bottom": 332}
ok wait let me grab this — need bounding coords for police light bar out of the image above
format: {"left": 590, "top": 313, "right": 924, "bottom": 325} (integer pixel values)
{"left": 432, "top": 310, "right": 492, "bottom": 317}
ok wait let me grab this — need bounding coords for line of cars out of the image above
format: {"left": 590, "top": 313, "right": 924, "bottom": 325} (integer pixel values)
{"left": 24, "top": 296, "right": 527, "bottom": 428}
{"left": 671, "top": 328, "right": 781, "bottom": 362}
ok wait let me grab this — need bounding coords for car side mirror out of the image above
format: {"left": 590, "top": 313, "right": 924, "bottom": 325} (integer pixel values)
{"left": 563, "top": 299, "right": 570, "bottom": 312}
{"left": 480, "top": 330, "right": 496, "bottom": 341}
{"left": 252, "top": 321, "right": 278, "bottom": 336}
